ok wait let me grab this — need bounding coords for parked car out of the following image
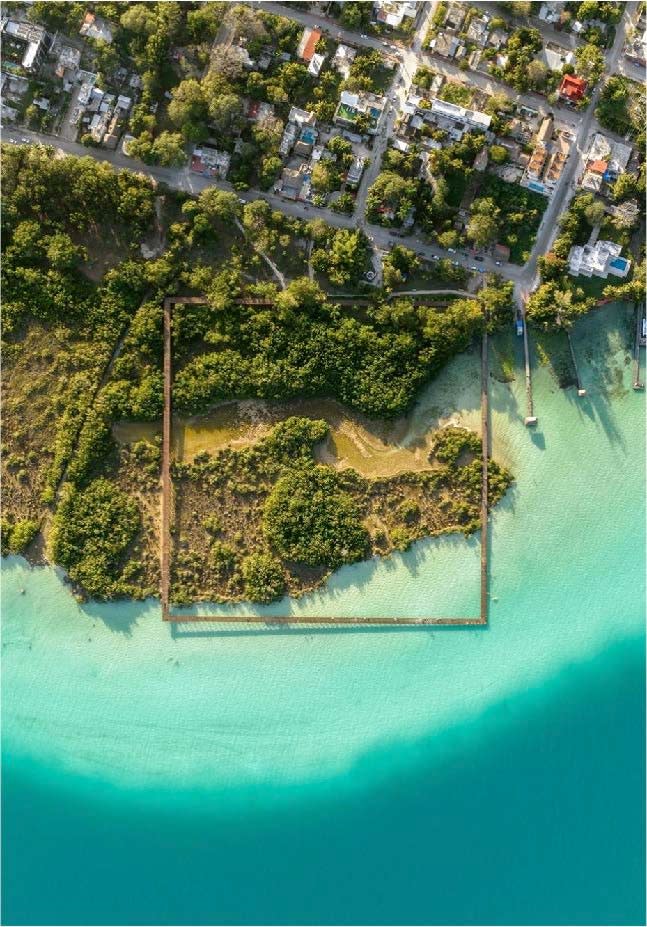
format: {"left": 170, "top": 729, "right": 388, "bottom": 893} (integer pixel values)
{"left": 474, "top": 255, "right": 484, "bottom": 262}
{"left": 447, "top": 247, "right": 456, "bottom": 254}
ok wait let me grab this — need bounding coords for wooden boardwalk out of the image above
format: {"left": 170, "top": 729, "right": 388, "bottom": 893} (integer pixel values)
{"left": 633, "top": 302, "right": 645, "bottom": 391}
{"left": 160, "top": 297, "right": 491, "bottom": 627}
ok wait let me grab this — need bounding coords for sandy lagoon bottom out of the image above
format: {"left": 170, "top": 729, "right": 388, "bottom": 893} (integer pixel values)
{"left": 2, "top": 305, "right": 645, "bottom": 925}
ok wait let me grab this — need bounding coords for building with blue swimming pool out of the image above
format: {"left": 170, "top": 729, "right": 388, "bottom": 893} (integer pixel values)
{"left": 568, "top": 239, "right": 632, "bottom": 280}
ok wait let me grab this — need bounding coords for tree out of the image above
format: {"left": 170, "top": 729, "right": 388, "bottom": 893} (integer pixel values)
{"left": 46, "top": 232, "right": 86, "bottom": 270}
{"left": 311, "top": 160, "right": 340, "bottom": 194}
{"left": 241, "top": 553, "right": 285, "bottom": 603}
{"left": 575, "top": 43, "right": 605, "bottom": 83}
{"left": 120, "top": 4, "right": 157, "bottom": 35}
{"left": 197, "top": 188, "right": 241, "bottom": 223}
{"left": 263, "top": 464, "right": 369, "bottom": 569}
{"left": 527, "top": 59, "right": 548, "bottom": 89}
{"left": 467, "top": 198, "right": 501, "bottom": 248}
{"left": 48, "top": 478, "right": 140, "bottom": 598}
{"left": 525, "top": 281, "right": 594, "bottom": 330}
{"left": 207, "top": 90, "right": 245, "bottom": 136}
{"left": 489, "top": 145, "right": 509, "bottom": 164}
{"left": 583, "top": 199, "right": 606, "bottom": 227}
{"left": 437, "top": 229, "right": 460, "bottom": 249}
{"left": 209, "top": 45, "right": 246, "bottom": 82}
{"left": 167, "top": 79, "right": 208, "bottom": 140}
{"left": 151, "top": 131, "right": 186, "bottom": 167}
{"left": 611, "top": 173, "right": 639, "bottom": 203}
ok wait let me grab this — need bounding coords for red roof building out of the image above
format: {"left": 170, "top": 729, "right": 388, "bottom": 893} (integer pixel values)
{"left": 559, "top": 74, "right": 587, "bottom": 102}
{"left": 297, "top": 27, "right": 321, "bottom": 62}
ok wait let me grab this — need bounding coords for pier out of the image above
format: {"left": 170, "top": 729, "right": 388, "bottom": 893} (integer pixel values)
{"left": 633, "top": 302, "right": 645, "bottom": 391}
{"left": 566, "top": 331, "right": 587, "bottom": 397}
{"left": 520, "top": 302, "right": 537, "bottom": 426}
{"left": 160, "top": 297, "right": 492, "bottom": 627}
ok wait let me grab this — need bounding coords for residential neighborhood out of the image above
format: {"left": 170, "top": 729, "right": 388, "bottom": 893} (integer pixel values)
{"left": 0, "top": 0, "right": 644, "bottom": 298}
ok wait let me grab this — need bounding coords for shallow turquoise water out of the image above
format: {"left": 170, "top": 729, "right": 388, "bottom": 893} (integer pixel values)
{"left": 2, "top": 305, "right": 645, "bottom": 925}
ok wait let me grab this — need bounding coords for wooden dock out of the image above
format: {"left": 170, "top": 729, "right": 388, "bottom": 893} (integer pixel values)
{"left": 521, "top": 304, "right": 537, "bottom": 426}
{"left": 160, "top": 298, "right": 492, "bottom": 628}
{"left": 633, "top": 302, "right": 645, "bottom": 391}
{"left": 566, "top": 331, "right": 587, "bottom": 397}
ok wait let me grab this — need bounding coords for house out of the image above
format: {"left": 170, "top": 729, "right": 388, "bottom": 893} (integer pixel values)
{"left": 346, "top": 157, "right": 365, "bottom": 185}
{"left": 624, "top": 28, "right": 647, "bottom": 65}
{"left": 428, "top": 98, "right": 491, "bottom": 140}
{"left": 558, "top": 73, "right": 587, "bottom": 103}
{"left": 537, "top": 2, "right": 564, "bottom": 24}
{"left": 77, "top": 73, "right": 98, "bottom": 106}
{"left": 332, "top": 44, "right": 356, "bottom": 78}
{"left": 1, "top": 19, "right": 50, "bottom": 71}
{"left": 526, "top": 144, "right": 548, "bottom": 180}
{"left": 191, "top": 146, "right": 230, "bottom": 179}
{"left": 580, "top": 133, "right": 632, "bottom": 189}
{"left": 568, "top": 240, "right": 631, "bottom": 279}
{"left": 308, "top": 52, "right": 326, "bottom": 76}
{"left": 280, "top": 165, "right": 308, "bottom": 200}
{"left": 334, "top": 91, "right": 386, "bottom": 134}
{"left": 79, "top": 12, "right": 114, "bottom": 43}
{"left": 246, "top": 100, "right": 274, "bottom": 122}
{"left": 538, "top": 42, "right": 575, "bottom": 72}
{"left": 374, "top": 0, "right": 417, "bottom": 28}
{"left": 544, "top": 140, "right": 568, "bottom": 188}
{"left": 55, "top": 45, "right": 81, "bottom": 81}
{"left": 444, "top": 2, "right": 466, "bottom": 31}
{"left": 466, "top": 14, "right": 491, "bottom": 46}
{"left": 297, "top": 27, "right": 321, "bottom": 62}
{"left": 431, "top": 32, "right": 462, "bottom": 58}
{"left": 487, "top": 27, "right": 507, "bottom": 49}
{"left": 280, "top": 108, "right": 316, "bottom": 156}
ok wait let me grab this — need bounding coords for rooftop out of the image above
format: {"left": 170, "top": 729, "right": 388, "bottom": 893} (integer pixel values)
{"left": 559, "top": 73, "right": 587, "bottom": 101}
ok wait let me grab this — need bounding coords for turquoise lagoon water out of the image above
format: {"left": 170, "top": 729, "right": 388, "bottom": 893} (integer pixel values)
{"left": 2, "top": 305, "right": 645, "bottom": 925}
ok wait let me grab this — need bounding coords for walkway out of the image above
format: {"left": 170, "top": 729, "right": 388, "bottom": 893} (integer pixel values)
{"left": 161, "top": 295, "right": 491, "bottom": 627}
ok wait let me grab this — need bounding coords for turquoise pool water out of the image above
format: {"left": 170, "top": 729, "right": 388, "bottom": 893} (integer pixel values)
{"left": 2, "top": 305, "right": 645, "bottom": 925}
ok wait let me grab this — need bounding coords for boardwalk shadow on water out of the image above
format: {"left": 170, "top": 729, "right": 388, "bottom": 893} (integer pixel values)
{"left": 168, "top": 528, "right": 485, "bottom": 639}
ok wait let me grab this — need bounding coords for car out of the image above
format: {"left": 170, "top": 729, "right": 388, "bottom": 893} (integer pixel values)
{"left": 452, "top": 260, "right": 460, "bottom": 266}
{"left": 470, "top": 265, "right": 478, "bottom": 271}
{"left": 431, "top": 254, "right": 440, "bottom": 261}
{"left": 447, "top": 247, "right": 456, "bottom": 254}
{"left": 360, "top": 33, "right": 368, "bottom": 38}
{"left": 238, "top": 197, "right": 246, "bottom": 204}
{"left": 381, "top": 40, "right": 389, "bottom": 46}
{"left": 21, "top": 137, "right": 28, "bottom": 142}
{"left": 474, "top": 255, "right": 484, "bottom": 262}
{"left": 495, "top": 260, "right": 502, "bottom": 266}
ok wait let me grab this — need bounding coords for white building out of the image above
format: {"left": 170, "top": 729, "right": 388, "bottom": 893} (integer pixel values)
{"left": 307, "top": 53, "right": 326, "bottom": 76}
{"left": 568, "top": 240, "right": 631, "bottom": 279}
{"left": 332, "top": 44, "right": 356, "bottom": 78}
{"left": 429, "top": 98, "right": 491, "bottom": 139}
{"left": 373, "top": 0, "right": 417, "bottom": 29}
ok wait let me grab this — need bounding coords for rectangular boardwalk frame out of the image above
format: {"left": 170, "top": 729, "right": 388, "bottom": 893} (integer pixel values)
{"left": 160, "top": 298, "right": 490, "bottom": 627}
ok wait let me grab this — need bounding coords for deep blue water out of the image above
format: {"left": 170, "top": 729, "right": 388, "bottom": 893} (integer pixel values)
{"left": 3, "top": 636, "right": 644, "bottom": 926}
